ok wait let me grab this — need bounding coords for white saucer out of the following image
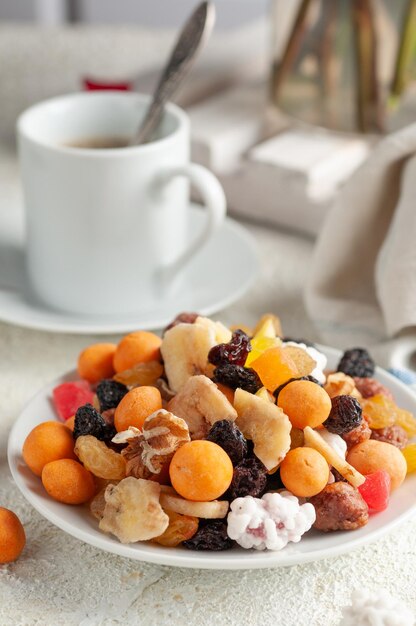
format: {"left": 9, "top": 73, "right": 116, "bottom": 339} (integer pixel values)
{"left": 0, "top": 205, "right": 258, "bottom": 334}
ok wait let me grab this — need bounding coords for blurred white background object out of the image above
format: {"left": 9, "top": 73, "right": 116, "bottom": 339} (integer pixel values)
{"left": 0, "top": 0, "right": 269, "bottom": 28}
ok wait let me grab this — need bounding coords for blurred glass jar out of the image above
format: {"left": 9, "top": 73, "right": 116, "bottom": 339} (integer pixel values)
{"left": 270, "top": 0, "right": 416, "bottom": 133}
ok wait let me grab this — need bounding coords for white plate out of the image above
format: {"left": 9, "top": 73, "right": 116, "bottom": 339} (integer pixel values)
{"left": 0, "top": 204, "right": 258, "bottom": 334}
{"left": 8, "top": 346, "right": 416, "bottom": 570}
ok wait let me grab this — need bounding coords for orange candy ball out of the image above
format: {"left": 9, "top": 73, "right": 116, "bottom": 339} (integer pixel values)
{"left": 0, "top": 508, "right": 26, "bottom": 564}
{"left": 277, "top": 380, "right": 332, "bottom": 429}
{"left": 22, "top": 421, "right": 76, "bottom": 477}
{"left": 170, "top": 440, "right": 233, "bottom": 501}
{"left": 77, "top": 343, "right": 117, "bottom": 384}
{"left": 42, "top": 459, "right": 96, "bottom": 504}
{"left": 114, "top": 386, "right": 162, "bottom": 432}
{"left": 113, "top": 331, "right": 162, "bottom": 373}
{"left": 347, "top": 440, "right": 407, "bottom": 491}
{"left": 280, "top": 447, "right": 329, "bottom": 497}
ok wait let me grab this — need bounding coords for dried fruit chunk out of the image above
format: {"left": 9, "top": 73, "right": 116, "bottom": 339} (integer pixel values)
{"left": 96, "top": 379, "right": 128, "bottom": 411}
{"left": 394, "top": 407, "right": 416, "bottom": 437}
{"left": 309, "top": 482, "right": 369, "bottom": 531}
{"left": 245, "top": 317, "right": 281, "bottom": 367}
{"left": 358, "top": 470, "right": 391, "bottom": 513}
{"left": 161, "top": 317, "right": 231, "bottom": 393}
{"left": 152, "top": 509, "right": 198, "bottom": 547}
{"left": 324, "top": 395, "right": 363, "bottom": 435}
{"left": 281, "top": 345, "right": 316, "bottom": 377}
{"left": 183, "top": 520, "right": 233, "bottom": 551}
{"left": 168, "top": 375, "right": 237, "bottom": 440}
{"left": 205, "top": 420, "right": 248, "bottom": 465}
{"left": 163, "top": 312, "right": 199, "bottom": 334}
{"left": 208, "top": 329, "right": 252, "bottom": 367}
{"left": 113, "top": 361, "right": 164, "bottom": 388}
{"left": 160, "top": 491, "right": 229, "bottom": 519}
{"left": 337, "top": 348, "right": 375, "bottom": 378}
{"left": 253, "top": 313, "right": 282, "bottom": 337}
{"left": 303, "top": 426, "right": 365, "bottom": 487}
{"left": 121, "top": 409, "right": 190, "bottom": 479}
{"left": 90, "top": 487, "right": 109, "bottom": 521}
{"left": 342, "top": 418, "right": 371, "bottom": 449}
{"left": 353, "top": 377, "right": 393, "bottom": 400}
{"left": 402, "top": 444, "right": 416, "bottom": 473}
{"left": 361, "top": 395, "right": 396, "bottom": 430}
{"left": 324, "top": 372, "right": 361, "bottom": 400}
{"left": 213, "top": 364, "right": 262, "bottom": 394}
{"left": 371, "top": 425, "right": 408, "bottom": 449}
{"left": 75, "top": 435, "right": 126, "bottom": 480}
{"left": 250, "top": 347, "right": 299, "bottom": 391}
{"left": 234, "top": 388, "right": 291, "bottom": 470}
{"left": 228, "top": 457, "right": 267, "bottom": 499}
{"left": 99, "top": 477, "right": 169, "bottom": 543}
{"left": 53, "top": 380, "right": 94, "bottom": 421}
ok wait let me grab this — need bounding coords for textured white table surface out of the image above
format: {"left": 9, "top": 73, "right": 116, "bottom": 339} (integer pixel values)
{"left": 1, "top": 145, "right": 416, "bottom": 626}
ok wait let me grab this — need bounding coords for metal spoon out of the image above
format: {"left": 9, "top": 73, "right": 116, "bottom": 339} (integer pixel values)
{"left": 131, "top": 1, "right": 216, "bottom": 146}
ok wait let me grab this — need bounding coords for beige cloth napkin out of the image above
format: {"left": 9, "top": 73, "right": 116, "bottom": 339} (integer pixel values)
{"left": 305, "top": 123, "right": 416, "bottom": 367}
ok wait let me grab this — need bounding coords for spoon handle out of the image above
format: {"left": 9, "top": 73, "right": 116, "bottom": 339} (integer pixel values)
{"left": 132, "top": 1, "right": 215, "bottom": 146}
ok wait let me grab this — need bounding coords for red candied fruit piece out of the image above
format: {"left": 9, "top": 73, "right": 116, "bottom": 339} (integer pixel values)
{"left": 52, "top": 380, "right": 94, "bottom": 421}
{"left": 358, "top": 470, "right": 391, "bottom": 513}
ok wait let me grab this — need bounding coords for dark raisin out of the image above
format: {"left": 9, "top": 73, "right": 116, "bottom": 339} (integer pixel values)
{"left": 183, "top": 520, "right": 233, "bottom": 551}
{"left": 163, "top": 312, "right": 199, "bottom": 335}
{"left": 324, "top": 395, "right": 362, "bottom": 435}
{"left": 213, "top": 364, "right": 262, "bottom": 394}
{"left": 208, "top": 330, "right": 251, "bottom": 367}
{"left": 273, "top": 375, "right": 322, "bottom": 400}
{"left": 96, "top": 379, "right": 128, "bottom": 412}
{"left": 337, "top": 348, "right": 375, "bottom": 378}
{"left": 206, "top": 420, "right": 247, "bottom": 465}
{"left": 73, "top": 403, "right": 106, "bottom": 440}
{"left": 228, "top": 457, "right": 267, "bottom": 500}
{"left": 265, "top": 469, "right": 285, "bottom": 491}
{"left": 371, "top": 425, "right": 408, "bottom": 449}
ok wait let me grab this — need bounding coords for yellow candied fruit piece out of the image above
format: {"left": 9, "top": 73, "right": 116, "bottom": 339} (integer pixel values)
{"left": 361, "top": 394, "right": 396, "bottom": 429}
{"left": 402, "top": 444, "right": 416, "bottom": 474}
{"left": 113, "top": 361, "right": 163, "bottom": 388}
{"left": 395, "top": 408, "right": 416, "bottom": 437}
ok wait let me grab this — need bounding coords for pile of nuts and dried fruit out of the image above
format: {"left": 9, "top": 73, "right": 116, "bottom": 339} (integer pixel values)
{"left": 21, "top": 313, "right": 416, "bottom": 552}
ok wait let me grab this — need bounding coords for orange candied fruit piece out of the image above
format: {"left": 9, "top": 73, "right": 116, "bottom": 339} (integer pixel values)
{"left": 250, "top": 346, "right": 298, "bottom": 392}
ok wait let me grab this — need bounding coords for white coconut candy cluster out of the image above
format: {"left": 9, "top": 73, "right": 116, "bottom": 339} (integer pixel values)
{"left": 227, "top": 491, "right": 316, "bottom": 551}
{"left": 339, "top": 589, "right": 415, "bottom": 626}
{"left": 282, "top": 341, "right": 327, "bottom": 384}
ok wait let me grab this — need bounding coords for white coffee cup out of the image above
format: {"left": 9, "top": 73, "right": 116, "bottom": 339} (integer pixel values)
{"left": 17, "top": 92, "right": 226, "bottom": 316}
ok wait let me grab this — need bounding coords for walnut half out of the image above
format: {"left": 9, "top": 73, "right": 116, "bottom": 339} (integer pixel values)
{"left": 122, "top": 409, "right": 190, "bottom": 478}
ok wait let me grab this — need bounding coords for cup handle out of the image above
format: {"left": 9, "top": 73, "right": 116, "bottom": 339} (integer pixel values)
{"left": 156, "top": 163, "right": 226, "bottom": 281}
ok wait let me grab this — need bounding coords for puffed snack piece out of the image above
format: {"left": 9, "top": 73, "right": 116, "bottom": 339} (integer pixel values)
{"left": 227, "top": 491, "right": 315, "bottom": 551}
